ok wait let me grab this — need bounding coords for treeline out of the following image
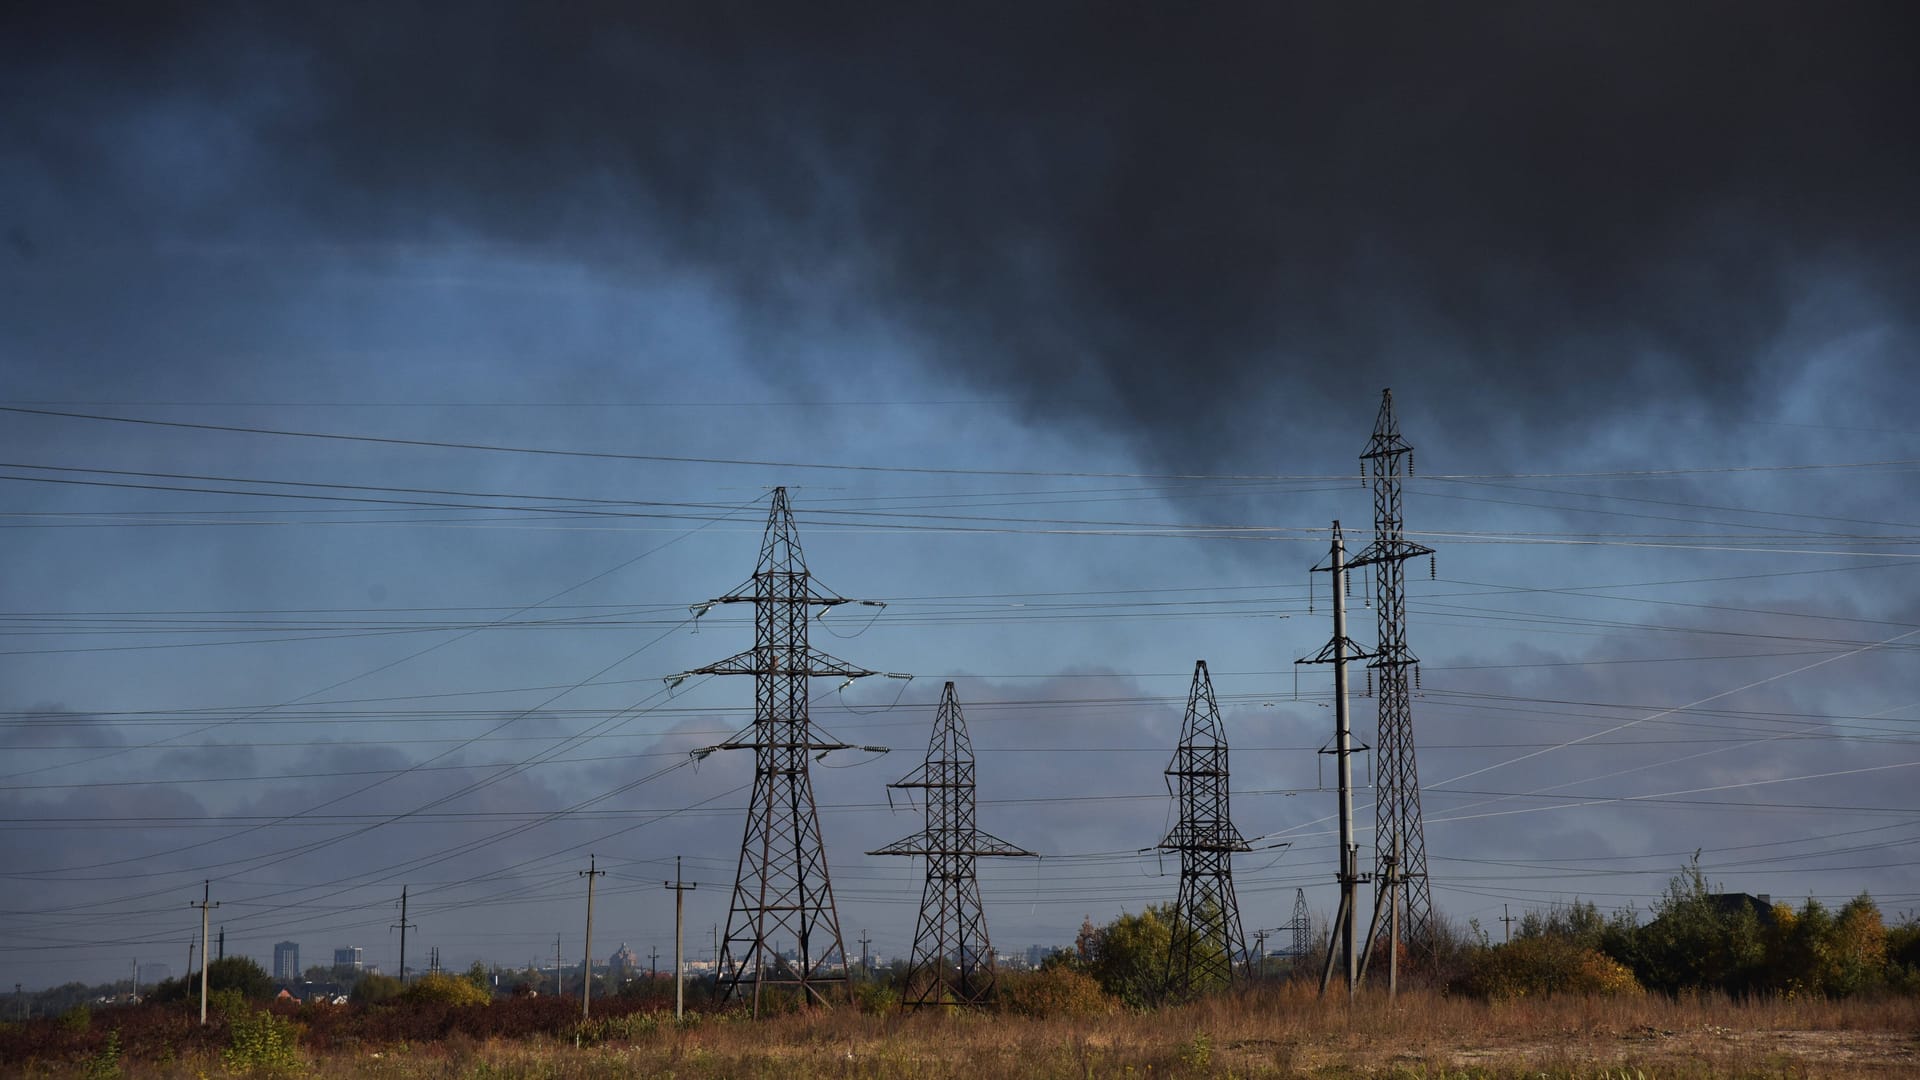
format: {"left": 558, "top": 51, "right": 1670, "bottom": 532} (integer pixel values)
{"left": 1453, "top": 862, "right": 1917, "bottom": 1000}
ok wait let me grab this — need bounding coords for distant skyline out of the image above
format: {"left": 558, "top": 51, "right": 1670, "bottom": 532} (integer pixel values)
{"left": 3, "top": 3, "right": 1917, "bottom": 989}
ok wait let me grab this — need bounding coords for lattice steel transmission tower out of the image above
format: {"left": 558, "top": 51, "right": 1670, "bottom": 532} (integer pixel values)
{"left": 869, "top": 682, "right": 1035, "bottom": 1007}
{"left": 691, "top": 487, "right": 873, "bottom": 1012}
{"left": 1289, "top": 888, "right": 1311, "bottom": 959}
{"left": 1348, "top": 388, "right": 1437, "bottom": 979}
{"left": 1160, "top": 660, "right": 1251, "bottom": 998}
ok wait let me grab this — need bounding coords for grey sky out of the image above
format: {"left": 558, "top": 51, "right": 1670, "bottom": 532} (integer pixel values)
{"left": 2, "top": 3, "right": 1916, "bottom": 988}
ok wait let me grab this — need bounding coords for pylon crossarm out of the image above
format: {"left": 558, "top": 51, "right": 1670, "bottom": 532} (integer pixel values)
{"left": 1159, "top": 825, "right": 1251, "bottom": 852}
{"left": 709, "top": 588, "right": 855, "bottom": 607}
{"left": 868, "top": 834, "right": 933, "bottom": 857}
{"left": 686, "top": 647, "right": 875, "bottom": 679}
{"left": 1348, "top": 537, "right": 1435, "bottom": 568}
{"left": 967, "top": 829, "right": 1038, "bottom": 857}
{"left": 1298, "top": 637, "right": 1373, "bottom": 665}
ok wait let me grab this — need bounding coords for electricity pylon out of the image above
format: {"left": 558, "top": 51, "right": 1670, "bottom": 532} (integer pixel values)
{"left": 1349, "top": 389, "right": 1436, "bottom": 988}
{"left": 689, "top": 487, "right": 874, "bottom": 1013}
{"left": 1159, "top": 661, "right": 1250, "bottom": 998}
{"left": 870, "top": 682, "right": 1036, "bottom": 1007}
{"left": 1290, "top": 888, "right": 1311, "bottom": 959}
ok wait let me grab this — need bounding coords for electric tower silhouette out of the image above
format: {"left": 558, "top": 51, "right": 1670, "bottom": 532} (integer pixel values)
{"left": 691, "top": 488, "right": 874, "bottom": 1011}
{"left": 1348, "top": 389, "right": 1437, "bottom": 975}
{"left": 1290, "top": 888, "right": 1311, "bottom": 959}
{"left": 1159, "top": 660, "right": 1250, "bottom": 997}
{"left": 870, "top": 682, "right": 1035, "bottom": 1007}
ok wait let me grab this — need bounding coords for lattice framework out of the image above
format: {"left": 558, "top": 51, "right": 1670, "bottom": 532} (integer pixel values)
{"left": 694, "top": 488, "right": 871, "bottom": 1011}
{"left": 870, "top": 682, "right": 1035, "bottom": 1007}
{"left": 1349, "top": 389, "right": 1437, "bottom": 961}
{"left": 1160, "top": 660, "right": 1250, "bottom": 997}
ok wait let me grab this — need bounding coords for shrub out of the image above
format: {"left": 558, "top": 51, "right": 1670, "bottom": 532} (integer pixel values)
{"left": 851, "top": 978, "right": 899, "bottom": 1015}
{"left": 223, "top": 1006, "right": 302, "bottom": 1076}
{"left": 82, "top": 1029, "right": 120, "bottom": 1080}
{"left": 1460, "top": 935, "right": 1642, "bottom": 1000}
{"left": 1001, "top": 967, "right": 1114, "bottom": 1018}
{"left": 398, "top": 973, "right": 492, "bottom": 1008}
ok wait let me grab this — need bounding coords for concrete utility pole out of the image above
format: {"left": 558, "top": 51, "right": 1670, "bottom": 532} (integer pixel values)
{"left": 190, "top": 881, "right": 220, "bottom": 1026}
{"left": 391, "top": 887, "right": 416, "bottom": 985}
{"left": 554, "top": 935, "right": 564, "bottom": 998}
{"left": 1501, "top": 904, "right": 1517, "bottom": 943}
{"left": 216, "top": 926, "right": 225, "bottom": 962}
{"left": 857, "top": 929, "right": 872, "bottom": 979}
{"left": 1299, "top": 522, "right": 1371, "bottom": 1001}
{"left": 580, "top": 857, "right": 606, "bottom": 1019}
{"left": 663, "top": 857, "right": 697, "bottom": 1020}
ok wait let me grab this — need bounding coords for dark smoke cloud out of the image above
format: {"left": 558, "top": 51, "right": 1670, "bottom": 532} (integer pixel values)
{"left": 5, "top": 2, "right": 1918, "bottom": 466}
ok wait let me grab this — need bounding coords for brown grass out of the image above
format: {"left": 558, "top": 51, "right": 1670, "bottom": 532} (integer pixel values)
{"left": 9, "top": 986, "right": 1919, "bottom": 1078}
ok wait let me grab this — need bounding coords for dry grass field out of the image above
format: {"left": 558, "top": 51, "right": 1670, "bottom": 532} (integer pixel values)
{"left": 12, "top": 985, "right": 1918, "bottom": 1079}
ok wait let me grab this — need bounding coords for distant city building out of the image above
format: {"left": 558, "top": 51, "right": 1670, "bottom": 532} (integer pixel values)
{"left": 1024, "top": 944, "right": 1064, "bottom": 969}
{"left": 333, "top": 946, "right": 363, "bottom": 971}
{"left": 273, "top": 941, "right": 301, "bottom": 981}
{"left": 608, "top": 942, "right": 639, "bottom": 980}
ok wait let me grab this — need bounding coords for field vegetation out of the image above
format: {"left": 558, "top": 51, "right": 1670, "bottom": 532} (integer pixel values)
{"left": 7, "top": 867, "right": 1918, "bottom": 1078}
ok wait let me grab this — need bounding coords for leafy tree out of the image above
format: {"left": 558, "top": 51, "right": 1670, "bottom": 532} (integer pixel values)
{"left": 464, "top": 961, "right": 492, "bottom": 994}
{"left": 1634, "top": 857, "right": 1763, "bottom": 994}
{"left": 349, "top": 973, "right": 401, "bottom": 1004}
{"left": 1831, "top": 893, "right": 1887, "bottom": 997}
{"left": 1885, "top": 912, "right": 1920, "bottom": 992}
{"left": 1078, "top": 905, "right": 1173, "bottom": 1007}
{"left": 146, "top": 957, "right": 274, "bottom": 1003}
{"left": 1768, "top": 893, "right": 1888, "bottom": 997}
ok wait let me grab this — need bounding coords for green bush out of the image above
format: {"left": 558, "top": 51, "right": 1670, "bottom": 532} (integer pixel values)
{"left": 851, "top": 978, "right": 899, "bottom": 1015}
{"left": 223, "top": 1006, "right": 302, "bottom": 1076}
{"left": 82, "top": 1029, "right": 120, "bottom": 1080}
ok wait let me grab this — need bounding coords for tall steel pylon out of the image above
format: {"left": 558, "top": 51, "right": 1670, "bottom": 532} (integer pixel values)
{"left": 1289, "top": 888, "right": 1311, "bottom": 959}
{"left": 1159, "top": 660, "right": 1250, "bottom": 998}
{"left": 869, "top": 682, "right": 1035, "bottom": 1007}
{"left": 691, "top": 487, "right": 873, "bottom": 1012}
{"left": 1348, "top": 388, "right": 1436, "bottom": 983}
